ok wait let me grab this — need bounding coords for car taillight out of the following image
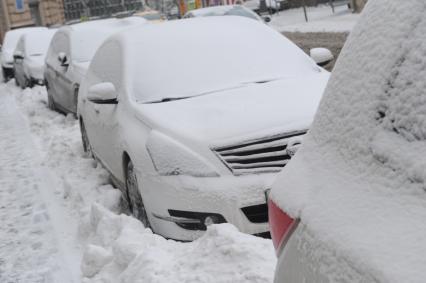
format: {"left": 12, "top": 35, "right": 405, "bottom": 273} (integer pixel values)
{"left": 268, "top": 199, "right": 297, "bottom": 254}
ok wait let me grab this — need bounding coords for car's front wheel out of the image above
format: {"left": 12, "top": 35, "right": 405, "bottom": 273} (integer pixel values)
{"left": 126, "top": 160, "right": 150, "bottom": 228}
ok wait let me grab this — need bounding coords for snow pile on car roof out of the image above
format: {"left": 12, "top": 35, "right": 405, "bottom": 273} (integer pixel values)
{"left": 271, "top": 0, "right": 426, "bottom": 282}
{"left": 81, "top": 203, "right": 275, "bottom": 283}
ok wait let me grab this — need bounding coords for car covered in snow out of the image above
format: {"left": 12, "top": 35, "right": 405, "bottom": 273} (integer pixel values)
{"left": 1, "top": 27, "right": 47, "bottom": 82}
{"left": 78, "top": 17, "right": 330, "bottom": 241}
{"left": 183, "top": 5, "right": 268, "bottom": 22}
{"left": 44, "top": 17, "right": 146, "bottom": 114}
{"left": 13, "top": 29, "right": 56, "bottom": 88}
{"left": 269, "top": 0, "right": 426, "bottom": 282}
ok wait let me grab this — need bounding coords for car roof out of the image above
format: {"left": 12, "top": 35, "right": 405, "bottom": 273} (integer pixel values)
{"left": 61, "top": 16, "right": 146, "bottom": 34}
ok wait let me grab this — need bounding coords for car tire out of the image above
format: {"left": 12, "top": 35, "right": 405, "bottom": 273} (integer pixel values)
{"left": 80, "top": 120, "right": 93, "bottom": 157}
{"left": 126, "top": 160, "right": 150, "bottom": 228}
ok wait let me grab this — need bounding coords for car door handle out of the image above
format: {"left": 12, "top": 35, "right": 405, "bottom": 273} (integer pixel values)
{"left": 94, "top": 105, "right": 100, "bottom": 114}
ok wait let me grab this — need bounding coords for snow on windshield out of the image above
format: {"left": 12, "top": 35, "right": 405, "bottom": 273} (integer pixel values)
{"left": 126, "top": 17, "right": 318, "bottom": 103}
{"left": 25, "top": 30, "right": 56, "bottom": 56}
{"left": 71, "top": 17, "right": 145, "bottom": 62}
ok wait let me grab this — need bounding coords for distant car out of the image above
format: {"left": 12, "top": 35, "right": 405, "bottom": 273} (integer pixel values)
{"left": 183, "top": 5, "right": 269, "bottom": 22}
{"left": 78, "top": 17, "right": 330, "bottom": 241}
{"left": 133, "top": 9, "right": 166, "bottom": 22}
{"left": 1, "top": 27, "right": 47, "bottom": 82}
{"left": 44, "top": 17, "right": 146, "bottom": 114}
{"left": 13, "top": 29, "right": 56, "bottom": 88}
{"left": 244, "top": 0, "right": 287, "bottom": 13}
{"left": 270, "top": 1, "right": 426, "bottom": 282}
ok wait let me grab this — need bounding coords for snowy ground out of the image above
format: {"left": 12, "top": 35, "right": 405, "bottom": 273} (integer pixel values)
{"left": 0, "top": 81, "right": 276, "bottom": 282}
{"left": 269, "top": 4, "right": 359, "bottom": 33}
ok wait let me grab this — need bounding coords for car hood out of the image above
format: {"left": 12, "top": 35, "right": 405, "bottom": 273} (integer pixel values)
{"left": 73, "top": 61, "right": 90, "bottom": 82}
{"left": 136, "top": 71, "right": 329, "bottom": 145}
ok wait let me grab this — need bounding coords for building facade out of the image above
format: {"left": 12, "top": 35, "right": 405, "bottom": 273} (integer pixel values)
{"left": 0, "top": 0, "right": 64, "bottom": 41}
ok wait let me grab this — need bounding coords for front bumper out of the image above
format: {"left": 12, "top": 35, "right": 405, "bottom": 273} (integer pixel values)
{"left": 30, "top": 77, "right": 45, "bottom": 86}
{"left": 140, "top": 172, "right": 275, "bottom": 241}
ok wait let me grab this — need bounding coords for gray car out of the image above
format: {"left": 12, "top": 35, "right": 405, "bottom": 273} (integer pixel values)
{"left": 44, "top": 17, "right": 145, "bottom": 114}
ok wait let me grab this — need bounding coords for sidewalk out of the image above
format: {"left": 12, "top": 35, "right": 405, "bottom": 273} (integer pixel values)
{"left": 0, "top": 84, "right": 76, "bottom": 283}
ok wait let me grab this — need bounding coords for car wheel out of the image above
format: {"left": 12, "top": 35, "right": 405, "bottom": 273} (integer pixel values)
{"left": 80, "top": 120, "right": 93, "bottom": 157}
{"left": 126, "top": 160, "right": 150, "bottom": 228}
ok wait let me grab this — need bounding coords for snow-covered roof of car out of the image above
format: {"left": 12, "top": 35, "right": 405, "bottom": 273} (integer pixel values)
{"left": 271, "top": 0, "right": 426, "bottom": 282}
{"left": 22, "top": 29, "right": 57, "bottom": 57}
{"left": 2, "top": 27, "right": 47, "bottom": 52}
{"left": 62, "top": 17, "right": 146, "bottom": 62}
{"left": 110, "top": 16, "right": 320, "bottom": 103}
{"left": 186, "top": 5, "right": 261, "bottom": 21}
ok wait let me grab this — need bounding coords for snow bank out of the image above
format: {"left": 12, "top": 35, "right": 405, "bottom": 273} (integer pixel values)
{"left": 8, "top": 83, "right": 276, "bottom": 282}
{"left": 271, "top": 0, "right": 426, "bottom": 282}
{"left": 82, "top": 203, "right": 276, "bottom": 283}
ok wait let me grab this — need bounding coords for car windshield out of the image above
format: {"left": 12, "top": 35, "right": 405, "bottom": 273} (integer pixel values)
{"left": 129, "top": 18, "right": 318, "bottom": 103}
{"left": 25, "top": 30, "right": 56, "bottom": 56}
{"left": 224, "top": 7, "right": 260, "bottom": 21}
{"left": 142, "top": 13, "right": 162, "bottom": 20}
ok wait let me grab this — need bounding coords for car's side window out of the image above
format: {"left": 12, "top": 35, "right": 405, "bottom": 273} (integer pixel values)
{"left": 89, "top": 41, "right": 122, "bottom": 94}
{"left": 46, "top": 32, "right": 70, "bottom": 69}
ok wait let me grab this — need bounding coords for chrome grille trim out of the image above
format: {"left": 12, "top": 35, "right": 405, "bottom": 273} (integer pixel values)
{"left": 212, "top": 130, "right": 306, "bottom": 175}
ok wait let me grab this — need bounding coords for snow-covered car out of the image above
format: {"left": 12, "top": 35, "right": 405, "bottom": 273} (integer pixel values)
{"left": 44, "top": 17, "right": 146, "bottom": 114}
{"left": 270, "top": 1, "right": 426, "bottom": 282}
{"left": 183, "top": 5, "right": 269, "bottom": 22}
{"left": 1, "top": 27, "right": 47, "bottom": 82}
{"left": 133, "top": 9, "right": 166, "bottom": 22}
{"left": 13, "top": 29, "right": 56, "bottom": 88}
{"left": 244, "top": 0, "right": 287, "bottom": 13}
{"left": 78, "top": 17, "right": 330, "bottom": 241}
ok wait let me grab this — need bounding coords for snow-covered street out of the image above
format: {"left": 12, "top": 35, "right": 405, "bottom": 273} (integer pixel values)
{"left": 0, "top": 81, "right": 276, "bottom": 282}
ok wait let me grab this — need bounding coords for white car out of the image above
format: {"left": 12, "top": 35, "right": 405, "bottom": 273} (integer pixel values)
{"left": 78, "top": 17, "right": 330, "bottom": 241}
{"left": 270, "top": 0, "right": 426, "bottom": 282}
{"left": 183, "top": 5, "right": 269, "bottom": 22}
{"left": 44, "top": 17, "right": 146, "bottom": 114}
{"left": 1, "top": 27, "right": 47, "bottom": 82}
{"left": 13, "top": 29, "right": 56, "bottom": 88}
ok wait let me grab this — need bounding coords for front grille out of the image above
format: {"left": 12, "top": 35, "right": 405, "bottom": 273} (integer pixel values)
{"left": 212, "top": 130, "right": 306, "bottom": 175}
{"left": 241, "top": 203, "right": 268, "bottom": 223}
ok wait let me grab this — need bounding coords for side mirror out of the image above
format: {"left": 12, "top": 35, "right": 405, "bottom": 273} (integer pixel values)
{"left": 263, "top": 16, "right": 271, "bottom": 23}
{"left": 87, "top": 82, "right": 118, "bottom": 104}
{"left": 310, "top": 48, "right": 334, "bottom": 67}
{"left": 13, "top": 51, "right": 24, "bottom": 60}
{"left": 58, "top": 52, "right": 69, "bottom": 67}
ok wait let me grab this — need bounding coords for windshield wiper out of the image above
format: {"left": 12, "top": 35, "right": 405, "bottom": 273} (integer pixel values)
{"left": 145, "top": 96, "right": 191, "bottom": 104}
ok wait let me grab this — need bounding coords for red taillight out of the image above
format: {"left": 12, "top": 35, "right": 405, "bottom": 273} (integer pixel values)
{"left": 268, "top": 199, "right": 297, "bottom": 254}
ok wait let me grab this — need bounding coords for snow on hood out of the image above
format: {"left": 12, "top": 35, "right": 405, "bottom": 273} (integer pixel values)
{"left": 137, "top": 72, "right": 329, "bottom": 145}
{"left": 271, "top": 0, "right": 426, "bottom": 282}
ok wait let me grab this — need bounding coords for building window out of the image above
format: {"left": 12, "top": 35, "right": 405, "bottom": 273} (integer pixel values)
{"left": 15, "top": 0, "right": 25, "bottom": 12}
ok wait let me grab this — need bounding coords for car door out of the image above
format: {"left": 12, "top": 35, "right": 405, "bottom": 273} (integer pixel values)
{"left": 45, "top": 31, "right": 69, "bottom": 109}
{"left": 83, "top": 41, "right": 123, "bottom": 175}
{"left": 54, "top": 33, "right": 75, "bottom": 112}
{"left": 13, "top": 37, "right": 25, "bottom": 85}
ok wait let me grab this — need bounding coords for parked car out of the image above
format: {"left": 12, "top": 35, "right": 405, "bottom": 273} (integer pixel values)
{"left": 270, "top": 1, "right": 426, "bottom": 282}
{"left": 1, "top": 27, "right": 47, "bottom": 82}
{"left": 44, "top": 17, "right": 146, "bottom": 114}
{"left": 78, "top": 17, "right": 330, "bottom": 241}
{"left": 243, "top": 0, "right": 288, "bottom": 13}
{"left": 133, "top": 9, "right": 166, "bottom": 22}
{"left": 183, "top": 5, "right": 270, "bottom": 22}
{"left": 13, "top": 29, "right": 56, "bottom": 88}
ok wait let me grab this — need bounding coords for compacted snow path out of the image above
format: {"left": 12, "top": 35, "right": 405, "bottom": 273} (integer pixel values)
{"left": 0, "top": 84, "right": 76, "bottom": 282}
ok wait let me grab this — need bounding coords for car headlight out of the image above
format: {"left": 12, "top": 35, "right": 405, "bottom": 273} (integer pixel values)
{"left": 146, "top": 131, "right": 219, "bottom": 177}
